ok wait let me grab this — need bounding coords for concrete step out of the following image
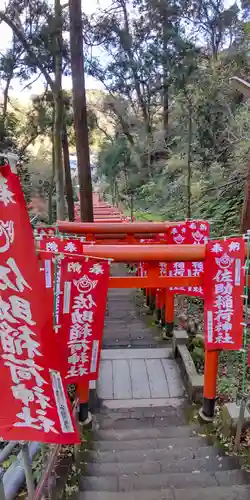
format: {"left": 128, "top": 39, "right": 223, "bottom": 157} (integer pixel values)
{"left": 104, "top": 320, "right": 151, "bottom": 328}
{"left": 98, "top": 406, "right": 185, "bottom": 417}
{"left": 81, "top": 444, "right": 219, "bottom": 464}
{"left": 102, "top": 339, "right": 134, "bottom": 346}
{"left": 95, "top": 415, "right": 187, "bottom": 429}
{"left": 105, "top": 312, "right": 137, "bottom": 319}
{"left": 102, "top": 341, "right": 159, "bottom": 348}
{"left": 102, "top": 337, "right": 156, "bottom": 344}
{"left": 80, "top": 469, "right": 250, "bottom": 492}
{"left": 101, "top": 348, "right": 170, "bottom": 360}
{"left": 86, "top": 455, "right": 238, "bottom": 476}
{"left": 102, "top": 333, "right": 155, "bottom": 341}
{"left": 91, "top": 436, "right": 208, "bottom": 452}
{"left": 104, "top": 319, "right": 151, "bottom": 326}
{"left": 93, "top": 425, "right": 199, "bottom": 441}
{"left": 78, "top": 484, "right": 250, "bottom": 500}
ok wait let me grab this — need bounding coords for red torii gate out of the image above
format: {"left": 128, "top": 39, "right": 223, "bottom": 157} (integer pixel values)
{"left": 55, "top": 221, "right": 222, "bottom": 423}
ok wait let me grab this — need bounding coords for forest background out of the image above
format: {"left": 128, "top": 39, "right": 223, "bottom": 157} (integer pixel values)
{"left": 1, "top": 0, "right": 250, "bottom": 235}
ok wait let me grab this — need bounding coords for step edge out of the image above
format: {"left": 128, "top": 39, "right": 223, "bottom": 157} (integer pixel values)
{"left": 78, "top": 484, "right": 250, "bottom": 499}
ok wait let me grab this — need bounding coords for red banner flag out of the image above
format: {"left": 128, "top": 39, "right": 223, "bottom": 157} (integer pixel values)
{"left": 167, "top": 221, "right": 210, "bottom": 296}
{"left": 34, "top": 226, "right": 56, "bottom": 237}
{"left": 0, "top": 166, "right": 79, "bottom": 444}
{"left": 204, "top": 238, "right": 245, "bottom": 351}
{"left": 38, "top": 235, "right": 97, "bottom": 253}
{"left": 53, "top": 256, "right": 110, "bottom": 383}
{"left": 38, "top": 236, "right": 85, "bottom": 254}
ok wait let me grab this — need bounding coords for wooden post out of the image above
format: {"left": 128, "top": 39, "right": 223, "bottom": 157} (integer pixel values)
{"left": 77, "top": 381, "right": 92, "bottom": 427}
{"left": 164, "top": 291, "right": 174, "bottom": 335}
{"left": 155, "top": 289, "right": 161, "bottom": 323}
{"left": 160, "top": 289, "right": 165, "bottom": 326}
{"left": 200, "top": 350, "right": 219, "bottom": 421}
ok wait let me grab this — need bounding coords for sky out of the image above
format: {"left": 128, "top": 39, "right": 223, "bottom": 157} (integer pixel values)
{"left": 0, "top": 0, "right": 111, "bottom": 100}
{"left": 0, "top": 0, "right": 238, "bottom": 101}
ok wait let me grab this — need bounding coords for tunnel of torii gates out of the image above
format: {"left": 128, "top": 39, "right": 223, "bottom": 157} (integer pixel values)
{"left": 47, "top": 195, "right": 247, "bottom": 423}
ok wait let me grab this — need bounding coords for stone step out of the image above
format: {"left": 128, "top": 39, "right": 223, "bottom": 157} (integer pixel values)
{"left": 104, "top": 319, "right": 149, "bottom": 325}
{"left": 103, "top": 328, "right": 131, "bottom": 334}
{"left": 102, "top": 341, "right": 159, "bottom": 348}
{"left": 102, "top": 336, "right": 156, "bottom": 343}
{"left": 106, "top": 304, "right": 137, "bottom": 310}
{"left": 91, "top": 436, "right": 207, "bottom": 452}
{"left": 80, "top": 469, "right": 250, "bottom": 492}
{"left": 101, "top": 348, "right": 170, "bottom": 360}
{"left": 107, "top": 295, "right": 136, "bottom": 298}
{"left": 103, "top": 328, "right": 156, "bottom": 337}
{"left": 93, "top": 425, "right": 199, "bottom": 441}
{"left": 98, "top": 406, "right": 185, "bottom": 418}
{"left": 105, "top": 319, "right": 142, "bottom": 324}
{"left": 103, "top": 332, "right": 154, "bottom": 340}
{"left": 78, "top": 484, "right": 250, "bottom": 500}
{"left": 102, "top": 339, "right": 134, "bottom": 346}
{"left": 96, "top": 411, "right": 187, "bottom": 429}
{"left": 106, "top": 313, "right": 137, "bottom": 319}
{"left": 81, "top": 444, "right": 218, "bottom": 464}
{"left": 95, "top": 416, "right": 187, "bottom": 430}
{"left": 86, "top": 455, "right": 238, "bottom": 476}
{"left": 106, "top": 302, "right": 136, "bottom": 307}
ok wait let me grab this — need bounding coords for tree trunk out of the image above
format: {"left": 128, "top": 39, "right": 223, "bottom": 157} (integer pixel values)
{"left": 162, "top": 7, "right": 169, "bottom": 144}
{"left": 187, "top": 105, "right": 192, "bottom": 219}
{"left": 62, "top": 124, "right": 75, "bottom": 221}
{"left": 69, "top": 0, "right": 93, "bottom": 222}
{"left": 130, "top": 193, "right": 134, "bottom": 222}
{"left": 0, "top": 76, "right": 11, "bottom": 147}
{"left": 3, "top": 77, "right": 10, "bottom": 125}
{"left": 111, "top": 180, "right": 115, "bottom": 206}
{"left": 120, "top": 0, "right": 151, "bottom": 134}
{"left": 241, "top": 164, "right": 250, "bottom": 233}
{"left": 48, "top": 130, "right": 55, "bottom": 225}
{"left": 114, "top": 179, "right": 119, "bottom": 206}
{"left": 54, "top": 0, "right": 65, "bottom": 220}
{"left": 53, "top": 93, "right": 65, "bottom": 219}
{"left": 163, "top": 81, "right": 169, "bottom": 143}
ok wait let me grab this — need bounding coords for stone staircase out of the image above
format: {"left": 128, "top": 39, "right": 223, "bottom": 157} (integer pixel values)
{"left": 78, "top": 405, "right": 250, "bottom": 500}
{"left": 77, "top": 268, "right": 250, "bottom": 499}
{"left": 103, "top": 288, "right": 160, "bottom": 349}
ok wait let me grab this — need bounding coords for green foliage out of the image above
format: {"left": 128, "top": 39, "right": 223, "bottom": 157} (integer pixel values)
{"left": 0, "top": 111, "right": 19, "bottom": 151}
{"left": 97, "top": 60, "right": 248, "bottom": 233}
{"left": 192, "top": 346, "right": 204, "bottom": 364}
{"left": 2, "top": 454, "right": 17, "bottom": 470}
{"left": 31, "top": 445, "right": 50, "bottom": 484}
{"left": 16, "top": 163, "right": 31, "bottom": 203}
{"left": 85, "top": 0, "right": 250, "bottom": 231}
{"left": 0, "top": 0, "right": 250, "bottom": 228}
{"left": 189, "top": 336, "right": 205, "bottom": 372}
{"left": 217, "top": 376, "right": 236, "bottom": 397}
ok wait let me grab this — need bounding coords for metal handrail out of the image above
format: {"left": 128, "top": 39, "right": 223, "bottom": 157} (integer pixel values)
{"left": 34, "top": 445, "right": 60, "bottom": 500}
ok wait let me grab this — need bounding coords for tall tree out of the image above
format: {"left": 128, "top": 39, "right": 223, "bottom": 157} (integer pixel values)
{"left": 26, "top": 90, "right": 75, "bottom": 220}
{"left": 189, "top": 0, "right": 240, "bottom": 59}
{"left": 0, "top": 0, "right": 68, "bottom": 219}
{"left": 62, "top": 122, "right": 75, "bottom": 221}
{"left": 53, "top": 0, "right": 65, "bottom": 220}
{"left": 0, "top": 35, "right": 25, "bottom": 148}
{"left": 69, "top": 0, "right": 93, "bottom": 222}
